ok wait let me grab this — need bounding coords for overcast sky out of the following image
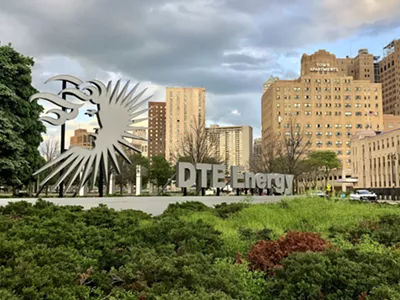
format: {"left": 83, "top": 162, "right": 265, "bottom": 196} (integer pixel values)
{"left": 2, "top": 0, "right": 400, "bottom": 143}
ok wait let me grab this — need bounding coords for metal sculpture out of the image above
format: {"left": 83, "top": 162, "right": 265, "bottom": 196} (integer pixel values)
{"left": 30, "top": 75, "right": 151, "bottom": 192}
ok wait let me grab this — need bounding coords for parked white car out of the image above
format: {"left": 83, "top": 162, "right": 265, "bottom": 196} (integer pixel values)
{"left": 350, "top": 190, "right": 378, "bottom": 201}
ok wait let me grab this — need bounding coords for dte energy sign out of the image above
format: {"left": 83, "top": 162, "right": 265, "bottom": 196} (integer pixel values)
{"left": 176, "top": 162, "right": 294, "bottom": 195}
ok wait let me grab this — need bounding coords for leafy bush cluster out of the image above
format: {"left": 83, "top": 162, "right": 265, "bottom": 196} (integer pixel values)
{"left": 0, "top": 200, "right": 262, "bottom": 299}
{"left": 214, "top": 202, "right": 249, "bottom": 219}
{"left": 2, "top": 198, "right": 400, "bottom": 299}
{"left": 247, "top": 231, "right": 330, "bottom": 273}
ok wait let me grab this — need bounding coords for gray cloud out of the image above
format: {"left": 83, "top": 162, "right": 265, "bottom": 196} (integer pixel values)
{"left": 206, "top": 92, "right": 261, "bottom": 134}
{"left": 1, "top": 0, "right": 400, "bottom": 137}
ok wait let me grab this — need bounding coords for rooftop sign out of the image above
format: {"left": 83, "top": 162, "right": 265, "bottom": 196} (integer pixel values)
{"left": 176, "top": 162, "right": 294, "bottom": 195}
{"left": 310, "top": 63, "right": 338, "bottom": 72}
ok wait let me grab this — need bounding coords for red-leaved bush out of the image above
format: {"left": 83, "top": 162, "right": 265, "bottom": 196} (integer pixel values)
{"left": 247, "top": 231, "right": 330, "bottom": 273}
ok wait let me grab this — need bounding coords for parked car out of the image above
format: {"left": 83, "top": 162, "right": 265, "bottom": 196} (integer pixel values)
{"left": 310, "top": 191, "right": 328, "bottom": 198}
{"left": 350, "top": 190, "right": 378, "bottom": 201}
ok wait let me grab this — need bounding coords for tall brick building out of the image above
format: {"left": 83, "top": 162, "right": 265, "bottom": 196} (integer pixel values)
{"left": 148, "top": 101, "right": 166, "bottom": 160}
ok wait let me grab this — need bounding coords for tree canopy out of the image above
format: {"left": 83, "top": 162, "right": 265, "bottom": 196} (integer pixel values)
{"left": 149, "top": 155, "right": 174, "bottom": 189}
{"left": 0, "top": 44, "right": 46, "bottom": 190}
{"left": 114, "top": 153, "right": 149, "bottom": 195}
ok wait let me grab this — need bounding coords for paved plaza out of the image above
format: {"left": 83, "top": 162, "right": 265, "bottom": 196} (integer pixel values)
{"left": 0, "top": 196, "right": 286, "bottom": 216}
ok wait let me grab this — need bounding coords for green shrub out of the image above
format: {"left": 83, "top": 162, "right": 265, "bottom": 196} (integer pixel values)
{"left": 331, "top": 214, "right": 400, "bottom": 247}
{"left": 238, "top": 227, "right": 273, "bottom": 243}
{"left": 214, "top": 202, "right": 249, "bottom": 219}
{"left": 264, "top": 249, "right": 400, "bottom": 299}
{"left": 161, "top": 201, "right": 212, "bottom": 218}
{"left": 3, "top": 199, "right": 400, "bottom": 299}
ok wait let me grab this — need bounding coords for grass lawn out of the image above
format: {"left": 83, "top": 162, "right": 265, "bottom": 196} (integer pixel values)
{"left": 183, "top": 197, "right": 400, "bottom": 254}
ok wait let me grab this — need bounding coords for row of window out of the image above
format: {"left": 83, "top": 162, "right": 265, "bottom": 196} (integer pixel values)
{"left": 315, "top": 140, "right": 350, "bottom": 147}
{"left": 277, "top": 111, "right": 379, "bottom": 117}
{"left": 281, "top": 123, "right": 371, "bottom": 129}
{"left": 278, "top": 87, "right": 378, "bottom": 92}
{"left": 302, "top": 79, "right": 355, "bottom": 84}
{"left": 278, "top": 103, "right": 378, "bottom": 109}
{"left": 277, "top": 95, "right": 379, "bottom": 100}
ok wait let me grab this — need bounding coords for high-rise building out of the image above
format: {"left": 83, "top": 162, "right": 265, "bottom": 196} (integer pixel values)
{"left": 379, "top": 39, "right": 400, "bottom": 115}
{"left": 206, "top": 125, "right": 253, "bottom": 172}
{"left": 348, "top": 49, "right": 375, "bottom": 83}
{"left": 263, "top": 76, "right": 279, "bottom": 92}
{"left": 131, "top": 119, "right": 148, "bottom": 157}
{"left": 253, "top": 138, "right": 262, "bottom": 156}
{"left": 165, "top": 87, "right": 206, "bottom": 162}
{"left": 148, "top": 101, "right": 166, "bottom": 160}
{"left": 69, "top": 129, "right": 93, "bottom": 149}
{"left": 262, "top": 49, "right": 383, "bottom": 174}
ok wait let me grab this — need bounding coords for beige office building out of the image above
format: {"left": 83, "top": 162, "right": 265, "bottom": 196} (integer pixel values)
{"left": 262, "top": 49, "right": 383, "bottom": 173}
{"left": 165, "top": 87, "right": 206, "bottom": 162}
{"left": 379, "top": 40, "right": 400, "bottom": 115}
{"left": 383, "top": 114, "right": 400, "bottom": 131}
{"left": 131, "top": 119, "right": 148, "bottom": 157}
{"left": 352, "top": 129, "right": 400, "bottom": 188}
{"left": 253, "top": 138, "right": 262, "bottom": 156}
{"left": 206, "top": 125, "right": 253, "bottom": 172}
{"left": 69, "top": 129, "right": 93, "bottom": 149}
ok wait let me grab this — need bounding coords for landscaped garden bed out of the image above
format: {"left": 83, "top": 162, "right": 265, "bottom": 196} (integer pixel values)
{"left": 1, "top": 197, "right": 400, "bottom": 299}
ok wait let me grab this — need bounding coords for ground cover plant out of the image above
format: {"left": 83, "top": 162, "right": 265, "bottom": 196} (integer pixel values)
{"left": 1, "top": 197, "right": 400, "bottom": 299}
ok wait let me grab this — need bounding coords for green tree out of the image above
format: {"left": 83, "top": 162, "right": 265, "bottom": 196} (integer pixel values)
{"left": 114, "top": 153, "right": 149, "bottom": 195}
{"left": 0, "top": 111, "right": 27, "bottom": 189}
{"left": 0, "top": 44, "right": 46, "bottom": 193}
{"left": 149, "top": 155, "right": 174, "bottom": 191}
{"left": 308, "top": 150, "right": 341, "bottom": 189}
{"left": 297, "top": 158, "right": 321, "bottom": 191}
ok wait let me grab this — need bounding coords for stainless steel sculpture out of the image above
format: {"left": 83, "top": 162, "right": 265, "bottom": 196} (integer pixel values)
{"left": 30, "top": 75, "right": 151, "bottom": 192}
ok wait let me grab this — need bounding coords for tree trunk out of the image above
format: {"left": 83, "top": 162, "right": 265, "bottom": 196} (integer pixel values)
{"left": 120, "top": 184, "right": 123, "bottom": 196}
